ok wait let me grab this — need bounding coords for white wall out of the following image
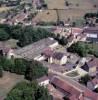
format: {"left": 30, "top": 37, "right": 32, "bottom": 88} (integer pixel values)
{"left": 39, "top": 80, "right": 49, "bottom": 86}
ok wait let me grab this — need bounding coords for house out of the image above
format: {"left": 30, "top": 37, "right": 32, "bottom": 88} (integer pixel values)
{"left": 82, "top": 58, "right": 98, "bottom": 74}
{"left": 0, "top": 42, "right": 13, "bottom": 57}
{"left": 12, "top": 12, "right": 29, "bottom": 25}
{"left": 13, "top": 38, "right": 58, "bottom": 60}
{"left": 87, "top": 77, "right": 98, "bottom": 91}
{"left": 47, "top": 84, "right": 65, "bottom": 100}
{"left": 50, "top": 76, "right": 82, "bottom": 100}
{"left": 42, "top": 48, "right": 67, "bottom": 65}
{"left": 72, "top": 28, "right": 83, "bottom": 37}
{"left": 68, "top": 54, "right": 80, "bottom": 64}
{"left": 83, "top": 27, "right": 98, "bottom": 42}
{"left": 37, "top": 76, "right": 49, "bottom": 86}
{"left": 50, "top": 76, "right": 98, "bottom": 100}
{"left": 52, "top": 52, "right": 67, "bottom": 65}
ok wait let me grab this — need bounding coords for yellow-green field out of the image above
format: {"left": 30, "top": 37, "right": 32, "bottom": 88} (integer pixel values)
{"left": 45, "top": 0, "right": 98, "bottom": 9}
{"left": 0, "top": 7, "right": 12, "bottom": 12}
{"left": 34, "top": 9, "right": 97, "bottom": 23}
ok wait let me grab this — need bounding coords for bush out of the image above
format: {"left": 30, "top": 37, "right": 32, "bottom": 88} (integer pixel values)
{"left": 0, "top": 66, "right": 3, "bottom": 77}
{"left": 5, "top": 81, "right": 52, "bottom": 100}
{"left": 0, "top": 29, "right": 9, "bottom": 41}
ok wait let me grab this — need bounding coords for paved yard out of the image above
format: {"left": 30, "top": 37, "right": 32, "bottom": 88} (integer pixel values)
{"left": 0, "top": 71, "right": 25, "bottom": 100}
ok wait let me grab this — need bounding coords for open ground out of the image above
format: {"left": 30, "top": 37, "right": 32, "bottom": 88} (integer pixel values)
{"left": 34, "top": 0, "right": 98, "bottom": 23}
{"left": 45, "top": 0, "right": 98, "bottom": 9}
{"left": 34, "top": 9, "right": 97, "bottom": 23}
{"left": 0, "top": 71, "right": 25, "bottom": 100}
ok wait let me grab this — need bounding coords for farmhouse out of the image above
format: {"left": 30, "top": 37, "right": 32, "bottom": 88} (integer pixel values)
{"left": 42, "top": 48, "right": 67, "bottom": 65}
{"left": 83, "top": 27, "right": 98, "bottom": 42}
{"left": 13, "top": 38, "right": 58, "bottom": 60}
{"left": 87, "top": 76, "right": 98, "bottom": 91}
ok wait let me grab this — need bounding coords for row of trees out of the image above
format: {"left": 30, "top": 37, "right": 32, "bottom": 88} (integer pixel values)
{"left": 0, "top": 24, "right": 54, "bottom": 47}
{"left": 67, "top": 42, "right": 98, "bottom": 57}
{"left": 84, "top": 12, "right": 98, "bottom": 19}
{"left": 5, "top": 81, "right": 52, "bottom": 100}
{"left": 0, "top": 57, "right": 48, "bottom": 81}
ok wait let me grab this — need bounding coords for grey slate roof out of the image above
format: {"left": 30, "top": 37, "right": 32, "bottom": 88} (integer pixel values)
{"left": 14, "top": 38, "right": 57, "bottom": 60}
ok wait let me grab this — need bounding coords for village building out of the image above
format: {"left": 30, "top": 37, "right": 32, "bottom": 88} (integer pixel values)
{"left": 50, "top": 76, "right": 98, "bottom": 100}
{"left": 82, "top": 58, "right": 98, "bottom": 74}
{"left": 87, "top": 76, "right": 98, "bottom": 91}
{"left": 83, "top": 27, "right": 98, "bottom": 42}
{"left": 37, "top": 75, "right": 49, "bottom": 86}
{"left": 13, "top": 38, "right": 58, "bottom": 60}
{"left": 42, "top": 48, "right": 67, "bottom": 65}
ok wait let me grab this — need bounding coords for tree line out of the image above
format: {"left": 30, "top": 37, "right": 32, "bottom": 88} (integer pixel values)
{"left": 67, "top": 42, "right": 98, "bottom": 57}
{"left": 0, "top": 24, "right": 54, "bottom": 47}
{"left": 0, "top": 57, "right": 48, "bottom": 81}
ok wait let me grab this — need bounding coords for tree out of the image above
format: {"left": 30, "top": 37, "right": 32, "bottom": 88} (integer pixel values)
{"left": 14, "top": 58, "right": 28, "bottom": 75}
{"left": 94, "top": 88, "right": 98, "bottom": 93}
{"left": 5, "top": 81, "right": 51, "bottom": 100}
{"left": 65, "top": 1, "right": 69, "bottom": 6}
{"left": 0, "top": 66, "right": 3, "bottom": 77}
{"left": 67, "top": 42, "right": 89, "bottom": 57}
{"left": 79, "top": 74, "right": 91, "bottom": 85}
{"left": 25, "top": 60, "right": 48, "bottom": 81}
{"left": 60, "top": 36, "right": 68, "bottom": 45}
{"left": 0, "top": 29, "right": 9, "bottom": 41}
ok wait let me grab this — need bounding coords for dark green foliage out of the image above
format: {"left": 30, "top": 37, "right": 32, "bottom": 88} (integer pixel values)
{"left": 67, "top": 42, "right": 98, "bottom": 57}
{"left": 84, "top": 12, "right": 98, "bottom": 19}
{"left": 0, "top": 66, "right": 3, "bottom": 77}
{"left": 60, "top": 36, "right": 68, "bottom": 45}
{"left": 79, "top": 74, "right": 91, "bottom": 85}
{"left": 25, "top": 60, "right": 48, "bottom": 81}
{"left": 0, "top": 57, "right": 48, "bottom": 80}
{"left": 94, "top": 88, "right": 98, "bottom": 93}
{"left": 55, "top": 34, "right": 68, "bottom": 45}
{"left": 5, "top": 81, "right": 51, "bottom": 100}
{"left": 0, "top": 24, "right": 53, "bottom": 47}
{"left": 67, "top": 42, "right": 89, "bottom": 57}
{"left": 0, "top": 29, "right": 9, "bottom": 41}
{"left": 0, "top": 57, "right": 27, "bottom": 75}
{"left": 63, "top": 96, "right": 70, "bottom": 100}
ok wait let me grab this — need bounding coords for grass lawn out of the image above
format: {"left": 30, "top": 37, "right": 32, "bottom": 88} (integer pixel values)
{"left": 66, "top": 71, "right": 79, "bottom": 77}
{"left": 0, "top": 71, "right": 25, "bottom": 100}
{"left": 5, "top": 39, "right": 19, "bottom": 49}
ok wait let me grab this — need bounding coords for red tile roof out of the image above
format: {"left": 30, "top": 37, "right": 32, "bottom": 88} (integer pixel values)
{"left": 87, "top": 58, "right": 98, "bottom": 68}
{"left": 50, "top": 76, "right": 98, "bottom": 100}
{"left": 42, "top": 48, "right": 54, "bottom": 57}
{"left": 51, "top": 76, "right": 81, "bottom": 100}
